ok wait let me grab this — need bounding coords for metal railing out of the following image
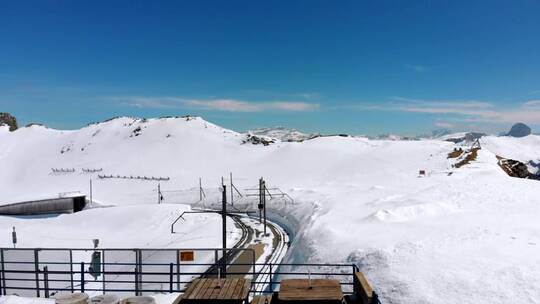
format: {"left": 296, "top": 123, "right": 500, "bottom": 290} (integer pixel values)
{"left": 0, "top": 248, "right": 362, "bottom": 299}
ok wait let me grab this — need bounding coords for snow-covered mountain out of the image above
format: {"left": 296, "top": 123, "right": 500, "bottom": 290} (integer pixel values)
{"left": 247, "top": 126, "right": 318, "bottom": 142}
{"left": 1, "top": 116, "right": 540, "bottom": 304}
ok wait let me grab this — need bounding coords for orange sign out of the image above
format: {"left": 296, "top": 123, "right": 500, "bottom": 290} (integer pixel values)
{"left": 180, "top": 251, "right": 195, "bottom": 262}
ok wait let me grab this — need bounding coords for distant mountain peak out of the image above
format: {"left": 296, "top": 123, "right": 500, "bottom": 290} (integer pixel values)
{"left": 506, "top": 122, "right": 531, "bottom": 138}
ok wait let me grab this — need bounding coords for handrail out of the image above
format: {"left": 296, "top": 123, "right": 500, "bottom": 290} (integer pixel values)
{"left": 0, "top": 247, "right": 362, "bottom": 299}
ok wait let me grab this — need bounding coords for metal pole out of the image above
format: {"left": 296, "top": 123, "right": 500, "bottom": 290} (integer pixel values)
{"left": 230, "top": 172, "right": 234, "bottom": 205}
{"left": 44, "top": 266, "right": 49, "bottom": 298}
{"left": 102, "top": 250, "right": 106, "bottom": 294}
{"left": 69, "top": 250, "right": 74, "bottom": 293}
{"left": 137, "top": 250, "right": 142, "bottom": 295}
{"left": 176, "top": 250, "right": 180, "bottom": 291}
{"left": 89, "top": 179, "right": 93, "bottom": 206}
{"left": 1, "top": 250, "right": 6, "bottom": 295}
{"left": 134, "top": 267, "right": 139, "bottom": 296}
{"left": 263, "top": 179, "right": 267, "bottom": 235}
{"left": 269, "top": 263, "right": 273, "bottom": 291}
{"left": 80, "top": 262, "right": 85, "bottom": 293}
{"left": 169, "top": 263, "right": 173, "bottom": 293}
{"left": 34, "top": 249, "right": 40, "bottom": 297}
{"left": 222, "top": 185, "right": 227, "bottom": 277}
{"left": 259, "top": 178, "right": 263, "bottom": 223}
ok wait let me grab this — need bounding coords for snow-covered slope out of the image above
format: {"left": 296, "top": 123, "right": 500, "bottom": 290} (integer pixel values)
{"left": 481, "top": 135, "right": 540, "bottom": 163}
{"left": 1, "top": 116, "right": 540, "bottom": 304}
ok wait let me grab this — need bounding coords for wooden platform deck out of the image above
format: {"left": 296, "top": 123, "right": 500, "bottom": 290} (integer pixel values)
{"left": 181, "top": 278, "right": 251, "bottom": 304}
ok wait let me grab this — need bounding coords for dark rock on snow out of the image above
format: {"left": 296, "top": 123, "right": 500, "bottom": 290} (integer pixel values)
{"left": 0, "top": 112, "right": 18, "bottom": 131}
{"left": 498, "top": 157, "right": 539, "bottom": 179}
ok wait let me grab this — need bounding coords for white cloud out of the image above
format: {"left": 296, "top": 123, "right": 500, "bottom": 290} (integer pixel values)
{"left": 114, "top": 96, "right": 319, "bottom": 112}
{"left": 434, "top": 122, "right": 455, "bottom": 129}
{"left": 365, "top": 97, "right": 540, "bottom": 125}
{"left": 522, "top": 100, "right": 540, "bottom": 107}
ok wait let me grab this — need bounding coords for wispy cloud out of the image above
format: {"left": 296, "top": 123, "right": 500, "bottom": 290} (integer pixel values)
{"left": 112, "top": 96, "right": 320, "bottom": 112}
{"left": 434, "top": 121, "right": 455, "bottom": 129}
{"left": 363, "top": 97, "right": 540, "bottom": 125}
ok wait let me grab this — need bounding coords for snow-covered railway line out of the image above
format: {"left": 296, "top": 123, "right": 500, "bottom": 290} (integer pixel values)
{"left": 228, "top": 215, "right": 288, "bottom": 293}
{"left": 250, "top": 217, "right": 288, "bottom": 293}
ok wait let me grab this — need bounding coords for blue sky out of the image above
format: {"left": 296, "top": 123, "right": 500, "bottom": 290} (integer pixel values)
{"left": 1, "top": 1, "right": 540, "bottom": 135}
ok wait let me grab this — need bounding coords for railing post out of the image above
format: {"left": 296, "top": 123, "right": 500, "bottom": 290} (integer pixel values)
{"left": 43, "top": 266, "right": 49, "bottom": 298}
{"left": 214, "top": 250, "right": 218, "bottom": 277}
{"left": 33, "top": 250, "right": 41, "bottom": 297}
{"left": 176, "top": 250, "right": 181, "bottom": 291}
{"left": 169, "top": 263, "right": 173, "bottom": 293}
{"left": 269, "top": 263, "right": 273, "bottom": 291}
{"left": 1, "top": 249, "right": 6, "bottom": 296}
{"left": 69, "top": 250, "right": 74, "bottom": 293}
{"left": 80, "top": 262, "right": 85, "bottom": 293}
{"left": 137, "top": 249, "right": 142, "bottom": 295}
{"left": 102, "top": 250, "right": 106, "bottom": 294}
{"left": 134, "top": 267, "right": 139, "bottom": 296}
{"left": 0, "top": 258, "right": 2, "bottom": 296}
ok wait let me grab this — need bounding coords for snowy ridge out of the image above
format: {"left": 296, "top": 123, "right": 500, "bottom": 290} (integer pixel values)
{"left": 1, "top": 116, "right": 540, "bottom": 303}
{"left": 247, "top": 127, "right": 318, "bottom": 142}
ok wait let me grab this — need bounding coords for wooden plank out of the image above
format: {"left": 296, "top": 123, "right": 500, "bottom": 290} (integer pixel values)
{"left": 183, "top": 278, "right": 203, "bottom": 299}
{"left": 224, "top": 278, "right": 240, "bottom": 299}
{"left": 354, "top": 272, "right": 373, "bottom": 304}
{"left": 192, "top": 278, "right": 212, "bottom": 299}
{"left": 231, "top": 278, "right": 246, "bottom": 299}
{"left": 216, "top": 278, "right": 233, "bottom": 299}
{"left": 251, "top": 295, "right": 272, "bottom": 304}
{"left": 201, "top": 278, "right": 218, "bottom": 299}
{"left": 211, "top": 279, "right": 227, "bottom": 299}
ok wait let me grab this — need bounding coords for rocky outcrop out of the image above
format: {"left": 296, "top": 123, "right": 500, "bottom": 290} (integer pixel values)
{"left": 506, "top": 123, "right": 531, "bottom": 138}
{"left": 0, "top": 112, "right": 18, "bottom": 131}
{"left": 242, "top": 133, "right": 276, "bottom": 146}
{"left": 498, "top": 157, "right": 539, "bottom": 179}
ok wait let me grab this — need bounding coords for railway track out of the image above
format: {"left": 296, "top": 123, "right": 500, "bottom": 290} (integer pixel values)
{"left": 200, "top": 214, "right": 253, "bottom": 277}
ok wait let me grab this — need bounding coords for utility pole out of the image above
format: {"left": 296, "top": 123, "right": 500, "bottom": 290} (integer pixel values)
{"left": 258, "top": 177, "right": 268, "bottom": 235}
{"left": 262, "top": 179, "right": 267, "bottom": 235}
{"left": 230, "top": 172, "right": 234, "bottom": 206}
{"left": 258, "top": 178, "right": 263, "bottom": 223}
{"left": 221, "top": 184, "right": 227, "bottom": 277}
